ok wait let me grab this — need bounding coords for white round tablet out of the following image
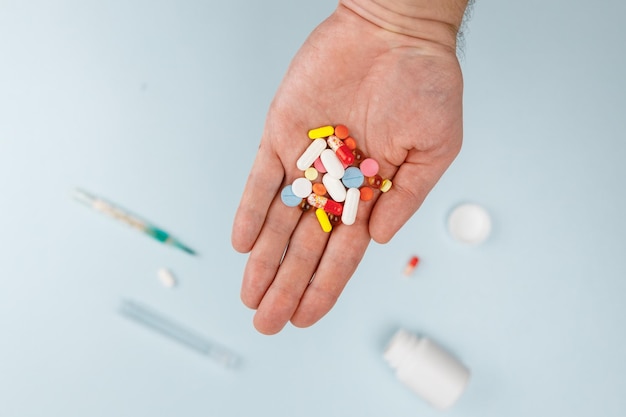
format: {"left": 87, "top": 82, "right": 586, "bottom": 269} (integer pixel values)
{"left": 291, "top": 177, "right": 313, "bottom": 198}
{"left": 447, "top": 203, "right": 492, "bottom": 245}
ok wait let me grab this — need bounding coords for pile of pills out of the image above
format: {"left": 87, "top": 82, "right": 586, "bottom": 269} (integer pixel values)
{"left": 281, "top": 125, "right": 392, "bottom": 233}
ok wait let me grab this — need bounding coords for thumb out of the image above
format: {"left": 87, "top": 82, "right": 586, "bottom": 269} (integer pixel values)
{"left": 368, "top": 158, "right": 452, "bottom": 244}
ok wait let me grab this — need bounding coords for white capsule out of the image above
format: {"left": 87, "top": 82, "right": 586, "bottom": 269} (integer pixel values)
{"left": 320, "top": 148, "right": 345, "bottom": 179}
{"left": 291, "top": 177, "right": 312, "bottom": 198}
{"left": 296, "top": 138, "right": 327, "bottom": 171}
{"left": 341, "top": 188, "right": 360, "bottom": 225}
{"left": 157, "top": 267, "right": 177, "bottom": 288}
{"left": 322, "top": 174, "right": 347, "bottom": 202}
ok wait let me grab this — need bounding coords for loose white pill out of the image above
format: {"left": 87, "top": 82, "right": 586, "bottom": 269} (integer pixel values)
{"left": 320, "top": 148, "right": 345, "bottom": 179}
{"left": 322, "top": 174, "right": 347, "bottom": 202}
{"left": 291, "top": 177, "right": 313, "bottom": 198}
{"left": 447, "top": 203, "right": 492, "bottom": 245}
{"left": 157, "top": 267, "right": 177, "bottom": 288}
{"left": 296, "top": 138, "right": 327, "bottom": 171}
{"left": 341, "top": 187, "right": 360, "bottom": 225}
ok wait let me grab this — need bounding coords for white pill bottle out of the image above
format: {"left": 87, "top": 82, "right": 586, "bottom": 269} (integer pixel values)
{"left": 384, "top": 329, "right": 470, "bottom": 410}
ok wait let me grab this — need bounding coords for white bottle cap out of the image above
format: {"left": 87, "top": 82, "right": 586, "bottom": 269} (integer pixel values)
{"left": 384, "top": 329, "right": 470, "bottom": 409}
{"left": 447, "top": 203, "right": 492, "bottom": 245}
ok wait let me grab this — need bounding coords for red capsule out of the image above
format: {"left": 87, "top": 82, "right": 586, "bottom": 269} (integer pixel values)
{"left": 327, "top": 135, "right": 355, "bottom": 166}
{"left": 307, "top": 193, "right": 343, "bottom": 216}
{"left": 403, "top": 255, "right": 420, "bottom": 276}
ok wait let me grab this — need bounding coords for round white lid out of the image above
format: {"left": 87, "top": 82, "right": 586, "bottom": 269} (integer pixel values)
{"left": 447, "top": 203, "right": 492, "bottom": 245}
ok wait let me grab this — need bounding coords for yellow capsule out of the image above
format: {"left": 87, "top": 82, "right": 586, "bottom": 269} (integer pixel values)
{"left": 304, "top": 167, "right": 319, "bottom": 181}
{"left": 380, "top": 179, "right": 392, "bottom": 192}
{"left": 308, "top": 125, "right": 334, "bottom": 139}
{"left": 315, "top": 208, "right": 332, "bottom": 233}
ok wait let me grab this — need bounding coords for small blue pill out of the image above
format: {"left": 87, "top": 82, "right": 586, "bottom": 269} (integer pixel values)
{"left": 281, "top": 185, "right": 303, "bottom": 207}
{"left": 342, "top": 167, "right": 364, "bottom": 188}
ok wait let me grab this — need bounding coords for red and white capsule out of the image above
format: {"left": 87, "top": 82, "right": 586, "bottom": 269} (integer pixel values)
{"left": 307, "top": 193, "right": 343, "bottom": 216}
{"left": 327, "top": 135, "right": 355, "bottom": 166}
{"left": 403, "top": 256, "right": 420, "bottom": 276}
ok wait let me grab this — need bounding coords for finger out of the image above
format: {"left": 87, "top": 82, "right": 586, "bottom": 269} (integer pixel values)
{"left": 290, "top": 201, "right": 373, "bottom": 328}
{"left": 369, "top": 157, "right": 451, "bottom": 244}
{"left": 239, "top": 189, "right": 303, "bottom": 309}
{"left": 252, "top": 209, "right": 330, "bottom": 335}
{"left": 231, "top": 142, "right": 285, "bottom": 253}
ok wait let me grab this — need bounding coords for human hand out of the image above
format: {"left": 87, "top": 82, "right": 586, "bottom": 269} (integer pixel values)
{"left": 232, "top": 3, "right": 465, "bottom": 334}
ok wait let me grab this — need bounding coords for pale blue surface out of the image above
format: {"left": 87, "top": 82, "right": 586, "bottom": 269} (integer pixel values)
{"left": 1, "top": 1, "right": 625, "bottom": 416}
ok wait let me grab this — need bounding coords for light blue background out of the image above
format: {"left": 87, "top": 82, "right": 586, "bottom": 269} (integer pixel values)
{"left": 1, "top": 1, "right": 625, "bottom": 416}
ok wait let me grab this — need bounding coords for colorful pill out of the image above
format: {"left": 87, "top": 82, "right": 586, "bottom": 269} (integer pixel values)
{"left": 327, "top": 135, "right": 355, "bottom": 166}
{"left": 367, "top": 175, "right": 383, "bottom": 188}
{"left": 315, "top": 208, "right": 332, "bottom": 233}
{"left": 313, "top": 157, "right": 327, "bottom": 173}
{"left": 304, "top": 167, "right": 318, "bottom": 181}
{"left": 312, "top": 182, "right": 327, "bottom": 196}
{"left": 343, "top": 137, "right": 357, "bottom": 150}
{"left": 281, "top": 185, "right": 303, "bottom": 207}
{"left": 334, "top": 124, "right": 349, "bottom": 139}
{"left": 380, "top": 179, "right": 392, "bottom": 192}
{"left": 322, "top": 199, "right": 344, "bottom": 217}
{"left": 308, "top": 125, "right": 334, "bottom": 139}
{"left": 342, "top": 166, "right": 364, "bottom": 188}
{"left": 291, "top": 177, "right": 313, "bottom": 198}
{"left": 359, "top": 186, "right": 374, "bottom": 201}
{"left": 296, "top": 138, "right": 327, "bottom": 171}
{"left": 300, "top": 199, "right": 313, "bottom": 211}
{"left": 352, "top": 148, "right": 366, "bottom": 165}
{"left": 320, "top": 148, "right": 345, "bottom": 179}
{"left": 359, "top": 158, "right": 379, "bottom": 177}
{"left": 403, "top": 255, "right": 420, "bottom": 276}
{"left": 327, "top": 213, "right": 341, "bottom": 225}
{"left": 307, "top": 193, "right": 343, "bottom": 216}
{"left": 341, "top": 188, "right": 360, "bottom": 225}
{"left": 322, "top": 174, "right": 347, "bottom": 202}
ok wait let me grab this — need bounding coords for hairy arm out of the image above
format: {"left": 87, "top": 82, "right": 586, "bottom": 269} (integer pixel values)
{"left": 340, "top": 0, "right": 469, "bottom": 47}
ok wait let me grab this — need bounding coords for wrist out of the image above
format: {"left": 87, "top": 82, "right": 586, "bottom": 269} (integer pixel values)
{"left": 339, "top": 0, "right": 469, "bottom": 50}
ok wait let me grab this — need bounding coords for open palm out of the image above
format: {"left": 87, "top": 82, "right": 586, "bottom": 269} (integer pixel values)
{"left": 232, "top": 5, "right": 463, "bottom": 334}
